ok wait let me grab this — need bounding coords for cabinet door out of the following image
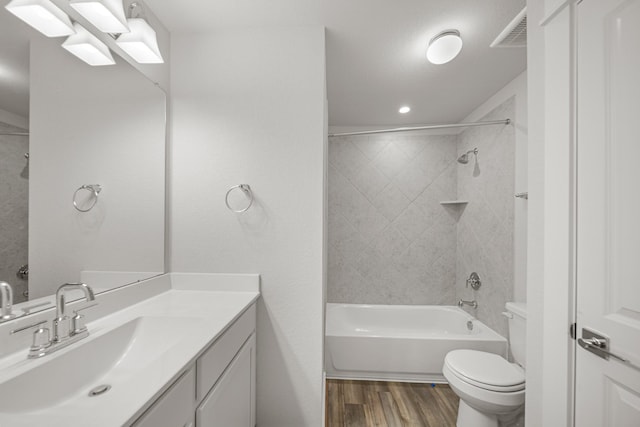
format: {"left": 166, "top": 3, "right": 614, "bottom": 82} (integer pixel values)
{"left": 133, "top": 367, "right": 196, "bottom": 427}
{"left": 196, "top": 334, "right": 256, "bottom": 427}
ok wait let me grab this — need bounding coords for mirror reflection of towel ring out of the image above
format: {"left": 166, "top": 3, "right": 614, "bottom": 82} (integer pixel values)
{"left": 73, "top": 184, "right": 102, "bottom": 212}
{"left": 225, "top": 184, "right": 253, "bottom": 213}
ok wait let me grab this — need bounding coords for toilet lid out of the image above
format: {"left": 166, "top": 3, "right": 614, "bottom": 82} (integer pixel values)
{"left": 444, "top": 350, "right": 525, "bottom": 392}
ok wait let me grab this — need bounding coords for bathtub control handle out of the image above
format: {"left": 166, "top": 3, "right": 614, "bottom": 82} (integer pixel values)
{"left": 466, "top": 272, "right": 481, "bottom": 290}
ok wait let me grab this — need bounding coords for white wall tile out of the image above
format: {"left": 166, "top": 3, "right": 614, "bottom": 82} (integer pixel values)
{"left": 351, "top": 135, "right": 391, "bottom": 160}
{"left": 328, "top": 133, "right": 458, "bottom": 306}
{"left": 328, "top": 96, "right": 516, "bottom": 325}
{"left": 329, "top": 139, "right": 369, "bottom": 180}
{"left": 350, "top": 164, "right": 390, "bottom": 201}
{"left": 391, "top": 202, "right": 429, "bottom": 242}
{"left": 372, "top": 141, "right": 413, "bottom": 179}
{"left": 455, "top": 97, "right": 516, "bottom": 337}
{"left": 371, "top": 183, "right": 412, "bottom": 221}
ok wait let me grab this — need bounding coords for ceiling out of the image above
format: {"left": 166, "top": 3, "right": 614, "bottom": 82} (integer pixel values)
{"left": 0, "top": 0, "right": 527, "bottom": 126}
{"left": 146, "top": 0, "right": 527, "bottom": 127}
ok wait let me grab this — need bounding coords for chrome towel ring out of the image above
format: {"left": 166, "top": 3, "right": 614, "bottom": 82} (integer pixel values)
{"left": 225, "top": 184, "right": 253, "bottom": 213}
{"left": 73, "top": 184, "right": 102, "bottom": 212}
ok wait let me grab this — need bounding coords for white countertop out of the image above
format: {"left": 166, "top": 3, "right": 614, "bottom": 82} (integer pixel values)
{"left": 0, "top": 286, "right": 259, "bottom": 426}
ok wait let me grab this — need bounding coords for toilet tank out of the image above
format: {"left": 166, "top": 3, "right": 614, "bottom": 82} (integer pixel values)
{"left": 505, "top": 302, "right": 527, "bottom": 368}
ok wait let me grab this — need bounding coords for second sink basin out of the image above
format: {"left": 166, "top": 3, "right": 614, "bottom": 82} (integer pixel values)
{"left": 0, "top": 316, "right": 203, "bottom": 413}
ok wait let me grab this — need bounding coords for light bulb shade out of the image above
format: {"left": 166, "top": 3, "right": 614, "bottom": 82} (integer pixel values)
{"left": 69, "top": 0, "right": 129, "bottom": 33}
{"left": 62, "top": 23, "right": 115, "bottom": 66}
{"left": 5, "top": 0, "right": 75, "bottom": 37}
{"left": 427, "top": 30, "right": 463, "bottom": 65}
{"left": 115, "top": 18, "right": 163, "bottom": 64}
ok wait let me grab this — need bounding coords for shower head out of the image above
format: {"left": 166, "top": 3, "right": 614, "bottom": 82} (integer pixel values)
{"left": 457, "top": 148, "right": 478, "bottom": 164}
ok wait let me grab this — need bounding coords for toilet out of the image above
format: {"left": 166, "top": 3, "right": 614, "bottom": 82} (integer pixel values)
{"left": 443, "top": 302, "right": 526, "bottom": 427}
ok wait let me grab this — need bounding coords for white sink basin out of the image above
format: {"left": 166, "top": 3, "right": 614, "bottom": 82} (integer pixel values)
{"left": 0, "top": 316, "right": 202, "bottom": 413}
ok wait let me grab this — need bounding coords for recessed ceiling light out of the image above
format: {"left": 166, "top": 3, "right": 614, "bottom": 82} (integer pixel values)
{"left": 427, "top": 30, "right": 463, "bottom": 65}
{"left": 399, "top": 106, "right": 411, "bottom": 114}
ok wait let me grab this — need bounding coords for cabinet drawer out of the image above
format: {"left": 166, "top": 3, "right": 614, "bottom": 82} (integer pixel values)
{"left": 197, "top": 304, "right": 256, "bottom": 401}
{"left": 196, "top": 334, "right": 255, "bottom": 427}
{"left": 133, "top": 366, "right": 196, "bottom": 427}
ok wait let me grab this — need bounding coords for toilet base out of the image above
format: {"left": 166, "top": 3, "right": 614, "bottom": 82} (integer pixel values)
{"left": 457, "top": 400, "right": 498, "bottom": 427}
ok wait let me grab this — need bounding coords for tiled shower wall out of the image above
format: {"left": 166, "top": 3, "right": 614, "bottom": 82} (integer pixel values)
{"left": 455, "top": 98, "right": 515, "bottom": 337}
{"left": 328, "top": 134, "right": 458, "bottom": 305}
{"left": 328, "top": 97, "right": 516, "bottom": 337}
{"left": 0, "top": 121, "right": 29, "bottom": 303}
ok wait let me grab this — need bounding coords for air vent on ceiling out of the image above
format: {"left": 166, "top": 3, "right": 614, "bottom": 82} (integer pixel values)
{"left": 490, "top": 7, "right": 527, "bottom": 48}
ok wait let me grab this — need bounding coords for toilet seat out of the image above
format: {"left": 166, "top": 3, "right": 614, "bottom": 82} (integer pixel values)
{"left": 444, "top": 350, "right": 525, "bottom": 393}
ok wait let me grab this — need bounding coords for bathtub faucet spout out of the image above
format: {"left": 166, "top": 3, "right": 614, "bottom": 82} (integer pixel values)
{"left": 458, "top": 299, "right": 478, "bottom": 309}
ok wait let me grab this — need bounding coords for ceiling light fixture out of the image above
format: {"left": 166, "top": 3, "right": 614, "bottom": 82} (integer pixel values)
{"left": 426, "top": 30, "right": 463, "bottom": 65}
{"left": 115, "top": 17, "right": 163, "bottom": 63}
{"left": 5, "top": 0, "right": 75, "bottom": 37}
{"left": 69, "top": 0, "right": 129, "bottom": 34}
{"left": 62, "top": 23, "right": 115, "bottom": 66}
{"left": 399, "top": 106, "right": 411, "bottom": 114}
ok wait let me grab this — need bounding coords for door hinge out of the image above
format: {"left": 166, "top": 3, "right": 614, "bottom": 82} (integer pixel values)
{"left": 570, "top": 323, "right": 577, "bottom": 340}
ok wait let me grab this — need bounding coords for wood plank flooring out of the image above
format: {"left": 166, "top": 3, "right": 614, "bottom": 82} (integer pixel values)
{"left": 326, "top": 380, "right": 459, "bottom": 427}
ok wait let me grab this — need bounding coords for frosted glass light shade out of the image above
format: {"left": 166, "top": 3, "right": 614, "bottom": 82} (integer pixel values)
{"left": 62, "top": 23, "right": 115, "bottom": 66}
{"left": 116, "top": 18, "right": 163, "bottom": 64}
{"left": 5, "top": 0, "right": 75, "bottom": 37}
{"left": 427, "top": 30, "right": 463, "bottom": 65}
{"left": 69, "top": 0, "right": 129, "bottom": 33}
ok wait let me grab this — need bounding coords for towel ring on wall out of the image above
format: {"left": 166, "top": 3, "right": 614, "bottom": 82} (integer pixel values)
{"left": 73, "top": 184, "right": 102, "bottom": 212}
{"left": 225, "top": 184, "right": 253, "bottom": 213}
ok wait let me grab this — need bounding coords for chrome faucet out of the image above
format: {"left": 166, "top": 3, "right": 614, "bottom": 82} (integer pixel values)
{"left": 458, "top": 299, "right": 478, "bottom": 309}
{"left": 0, "top": 282, "right": 15, "bottom": 321}
{"left": 53, "top": 283, "right": 95, "bottom": 342}
{"left": 28, "top": 283, "right": 97, "bottom": 359}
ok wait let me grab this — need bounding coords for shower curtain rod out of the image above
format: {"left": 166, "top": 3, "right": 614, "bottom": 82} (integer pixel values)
{"left": 328, "top": 118, "right": 510, "bottom": 137}
{"left": 0, "top": 132, "right": 29, "bottom": 136}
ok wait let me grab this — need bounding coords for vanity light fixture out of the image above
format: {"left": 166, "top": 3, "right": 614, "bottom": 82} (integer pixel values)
{"left": 5, "top": 0, "right": 75, "bottom": 37}
{"left": 426, "top": 30, "right": 463, "bottom": 65}
{"left": 69, "top": 0, "right": 129, "bottom": 34}
{"left": 62, "top": 23, "right": 115, "bottom": 66}
{"left": 399, "top": 106, "right": 411, "bottom": 114}
{"left": 115, "top": 17, "right": 163, "bottom": 63}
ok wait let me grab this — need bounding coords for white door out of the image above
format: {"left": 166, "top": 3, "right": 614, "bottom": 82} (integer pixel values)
{"left": 575, "top": 0, "right": 640, "bottom": 425}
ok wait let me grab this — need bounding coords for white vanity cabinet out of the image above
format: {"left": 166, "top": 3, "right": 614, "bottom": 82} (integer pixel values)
{"left": 196, "top": 333, "right": 256, "bottom": 426}
{"left": 132, "top": 304, "right": 256, "bottom": 427}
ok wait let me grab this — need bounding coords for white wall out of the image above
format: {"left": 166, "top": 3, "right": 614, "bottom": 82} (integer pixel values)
{"left": 29, "top": 37, "right": 166, "bottom": 298}
{"left": 170, "top": 27, "right": 326, "bottom": 427}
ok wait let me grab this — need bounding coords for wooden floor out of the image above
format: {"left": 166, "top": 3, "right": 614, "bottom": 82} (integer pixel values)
{"left": 326, "top": 380, "right": 459, "bottom": 427}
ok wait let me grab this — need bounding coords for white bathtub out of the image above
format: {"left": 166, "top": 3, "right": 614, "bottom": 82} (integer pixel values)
{"left": 325, "top": 303, "right": 507, "bottom": 383}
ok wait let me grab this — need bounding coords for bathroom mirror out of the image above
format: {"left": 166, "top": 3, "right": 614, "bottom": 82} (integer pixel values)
{"left": 0, "top": 6, "right": 166, "bottom": 320}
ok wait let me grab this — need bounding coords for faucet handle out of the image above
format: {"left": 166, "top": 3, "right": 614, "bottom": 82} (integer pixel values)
{"left": 71, "top": 303, "right": 97, "bottom": 335}
{"left": 31, "top": 327, "right": 51, "bottom": 352}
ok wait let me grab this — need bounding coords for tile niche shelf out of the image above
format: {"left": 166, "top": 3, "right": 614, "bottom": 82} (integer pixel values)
{"left": 439, "top": 200, "right": 469, "bottom": 205}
